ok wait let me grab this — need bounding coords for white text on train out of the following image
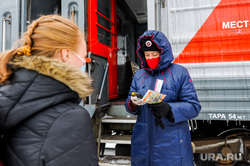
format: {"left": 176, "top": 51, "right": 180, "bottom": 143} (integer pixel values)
{"left": 222, "top": 20, "right": 249, "bottom": 29}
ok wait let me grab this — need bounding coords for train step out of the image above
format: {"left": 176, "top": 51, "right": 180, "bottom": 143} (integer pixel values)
{"left": 99, "top": 155, "right": 131, "bottom": 166}
{"left": 97, "top": 115, "right": 135, "bottom": 157}
{"left": 101, "top": 116, "right": 137, "bottom": 124}
{"left": 98, "top": 135, "right": 132, "bottom": 144}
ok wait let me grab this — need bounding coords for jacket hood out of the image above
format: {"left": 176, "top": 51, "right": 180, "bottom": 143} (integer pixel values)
{"left": 137, "top": 30, "right": 174, "bottom": 73}
{"left": 0, "top": 56, "right": 93, "bottom": 131}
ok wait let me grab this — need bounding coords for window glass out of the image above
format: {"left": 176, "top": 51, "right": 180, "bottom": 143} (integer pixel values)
{"left": 97, "top": 0, "right": 112, "bottom": 46}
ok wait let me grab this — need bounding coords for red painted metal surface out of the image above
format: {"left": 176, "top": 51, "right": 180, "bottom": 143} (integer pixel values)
{"left": 88, "top": 0, "right": 118, "bottom": 99}
{"left": 174, "top": 0, "right": 250, "bottom": 63}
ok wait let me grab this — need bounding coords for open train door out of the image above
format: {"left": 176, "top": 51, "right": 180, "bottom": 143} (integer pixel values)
{"left": 88, "top": 0, "right": 118, "bottom": 102}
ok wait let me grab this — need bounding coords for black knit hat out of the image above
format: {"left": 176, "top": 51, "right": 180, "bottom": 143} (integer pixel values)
{"left": 140, "top": 36, "right": 160, "bottom": 52}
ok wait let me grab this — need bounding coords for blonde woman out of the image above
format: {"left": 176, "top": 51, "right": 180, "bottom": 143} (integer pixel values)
{"left": 0, "top": 15, "right": 98, "bottom": 166}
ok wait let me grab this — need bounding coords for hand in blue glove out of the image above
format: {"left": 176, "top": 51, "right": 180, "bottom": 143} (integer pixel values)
{"left": 148, "top": 101, "right": 173, "bottom": 129}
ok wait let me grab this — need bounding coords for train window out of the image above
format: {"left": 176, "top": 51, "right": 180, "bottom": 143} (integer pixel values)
{"left": 97, "top": 0, "right": 111, "bottom": 19}
{"left": 97, "top": 0, "right": 112, "bottom": 47}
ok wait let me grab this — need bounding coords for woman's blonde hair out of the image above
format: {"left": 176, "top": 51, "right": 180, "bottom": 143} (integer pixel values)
{"left": 0, "top": 15, "right": 84, "bottom": 83}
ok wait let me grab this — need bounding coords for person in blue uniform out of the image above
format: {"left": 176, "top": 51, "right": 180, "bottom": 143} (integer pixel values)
{"left": 125, "top": 30, "right": 201, "bottom": 166}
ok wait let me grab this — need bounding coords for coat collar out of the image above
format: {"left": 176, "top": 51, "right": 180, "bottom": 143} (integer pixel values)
{"left": 9, "top": 55, "right": 93, "bottom": 98}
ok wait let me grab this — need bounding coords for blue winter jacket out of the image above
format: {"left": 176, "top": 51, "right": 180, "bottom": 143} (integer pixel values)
{"left": 125, "top": 30, "right": 201, "bottom": 166}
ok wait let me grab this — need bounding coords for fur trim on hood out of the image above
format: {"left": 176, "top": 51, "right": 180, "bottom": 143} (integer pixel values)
{"left": 9, "top": 55, "right": 93, "bottom": 98}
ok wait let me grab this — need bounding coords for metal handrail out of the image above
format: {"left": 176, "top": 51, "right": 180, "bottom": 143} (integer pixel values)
{"left": 2, "top": 17, "right": 6, "bottom": 52}
{"left": 95, "top": 10, "right": 114, "bottom": 24}
{"left": 96, "top": 23, "right": 114, "bottom": 34}
{"left": 97, "top": 62, "right": 109, "bottom": 101}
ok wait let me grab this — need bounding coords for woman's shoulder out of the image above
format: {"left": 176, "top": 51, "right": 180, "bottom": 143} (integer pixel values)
{"left": 168, "top": 63, "right": 188, "bottom": 75}
{"left": 30, "top": 102, "right": 91, "bottom": 129}
{"left": 134, "top": 68, "right": 147, "bottom": 77}
{"left": 169, "top": 63, "right": 186, "bottom": 70}
{"left": 40, "top": 103, "right": 93, "bottom": 137}
{"left": 164, "top": 63, "right": 191, "bottom": 82}
{"left": 53, "top": 102, "right": 91, "bottom": 121}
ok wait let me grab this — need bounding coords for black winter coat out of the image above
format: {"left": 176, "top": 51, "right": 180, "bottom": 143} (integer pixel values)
{"left": 0, "top": 56, "right": 98, "bottom": 166}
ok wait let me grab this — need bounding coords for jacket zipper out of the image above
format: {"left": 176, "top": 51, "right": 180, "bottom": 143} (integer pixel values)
{"left": 148, "top": 104, "right": 152, "bottom": 166}
{"left": 148, "top": 74, "right": 157, "bottom": 166}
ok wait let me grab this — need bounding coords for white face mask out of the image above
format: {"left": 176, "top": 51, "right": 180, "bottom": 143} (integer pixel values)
{"left": 72, "top": 51, "right": 86, "bottom": 73}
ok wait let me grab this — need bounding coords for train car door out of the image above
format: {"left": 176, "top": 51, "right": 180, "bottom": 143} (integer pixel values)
{"left": 88, "top": 0, "right": 118, "bottom": 100}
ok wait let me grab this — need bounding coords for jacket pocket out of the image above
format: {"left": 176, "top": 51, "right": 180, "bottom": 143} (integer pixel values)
{"left": 161, "top": 88, "right": 176, "bottom": 102}
{"left": 153, "top": 128, "right": 181, "bottom": 155}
